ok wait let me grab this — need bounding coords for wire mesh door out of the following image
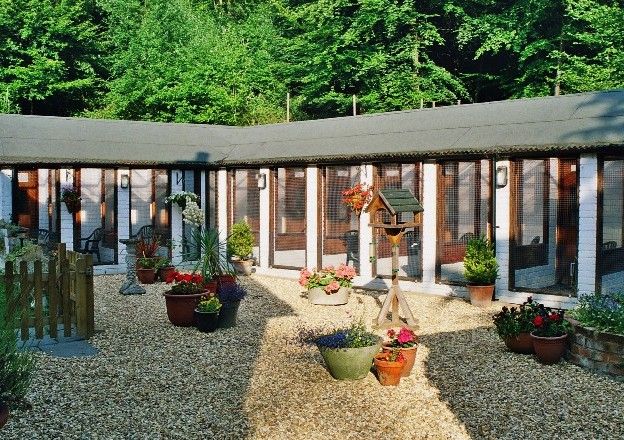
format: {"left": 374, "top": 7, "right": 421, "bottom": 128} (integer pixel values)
{"left": 373, "top": 163, "right": 422, "bottom": 279}
{"left": 272, "top": 167, "right": 306, "bottom": 269}
{"left": 510, "top": 158, "right": 578, "bottom": 295}
{"left": 130, "top": 169, "right": 152, "bottom": 237}
{"left": 437, "top": 160, "right": 491, "bottom": 283}
{"left": 231, "top": 169, "right": 261, "bottom": 264}
{"left": 599, "top": 159, "right": 624, "bottom": 294}
{"left": 321, "top": 166, "right": 360, "bottom": 272}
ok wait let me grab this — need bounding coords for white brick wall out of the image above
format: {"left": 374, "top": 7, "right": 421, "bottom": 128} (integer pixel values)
{"left": 578, "top": 155, "right": 598, "bottom": 296}
{"left": 305, "top": 166, "right": 317, "bottom": 269}
{"left": 60, "top": 169, "right": 74, "bottom": 247}
{"left": 258, "top": 168, "right": 271, "bottom": 269}
{"left": 217, "top": 168, "right": 228, "bottom": 249}
{"left": 170, "top": 169, "right": 184, "bottom": 264}
{"left": 495, "top": 160, "right": 510, "bottom": 295}
{"left": 38, "top": 169, "right": 48, "bottom": 230}
{"left": 117, "top": 169, "right": 130, "bottom": 264}
{"left": 357, "top": 164, "right": 374, "bottom": 280}
{"left": 1, "top": 169, "right": 13, "bottom": 221}
{"left": 421, "top": 161, "right": 437, "bottom": 285}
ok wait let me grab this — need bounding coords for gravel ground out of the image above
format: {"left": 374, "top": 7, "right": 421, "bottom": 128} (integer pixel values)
{"left": 4, "top": 275, "right": 623, "bottom": 440}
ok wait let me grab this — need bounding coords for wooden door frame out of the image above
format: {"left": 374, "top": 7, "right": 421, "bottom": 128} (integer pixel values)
{"left": 12, "top": 168, "right": 40, "bottom": 235}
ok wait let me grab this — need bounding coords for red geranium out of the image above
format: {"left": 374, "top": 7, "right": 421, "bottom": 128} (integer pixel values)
{"left": 533, "top": 315, "right": 544, "bottom": 327}
{"left": 166, "top": 270, "right": 207, "bottom": 295}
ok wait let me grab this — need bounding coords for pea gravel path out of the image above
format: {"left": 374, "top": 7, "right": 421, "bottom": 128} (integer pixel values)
{"left": 4, "top": 275, "right": 623, "bottom": 439}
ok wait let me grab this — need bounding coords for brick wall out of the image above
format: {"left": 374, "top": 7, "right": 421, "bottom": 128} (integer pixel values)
{"left": 566, "top": 318, "right": 624, "bottom": 379}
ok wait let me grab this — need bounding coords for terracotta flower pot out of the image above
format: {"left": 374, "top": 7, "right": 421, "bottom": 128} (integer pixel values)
{"left": 157, "top": 266, "right": 176, "bottom": 282}
{"left": 217, "top": 275, "right": 237, "bottom": 292}
{"left": 467, "top": 284, "right": 494, "bottom": 308}
{"left": 137, "top": 268, "right": 155, "bottom": 284}
{"left": 504, "top": 332, "right": 534, "bottom": 354}
{"left": 374, "top": 353, "right": 404, "bottom": 386}
{"left": 232, "top": 259, "right": 253, "bottom": 276}
{"left": 194, "top": 309, "right": 219, "bottom": 333}
{"left": 531, "top": 332, "right": 568, "bottom": 364}
{"left": 382, "top": 344, "right": 417, "bottom": 376}
{"left": 204, "top": 280, "right": 218, "bottom": 294}
{"left": 164, "top": 292, "right": 206, "bottom": 326}
{"left": 307, "top": 286, "right": 350, "bottom": 306}
{"left": 0, "top": 402, "right": 9, "bottom": 429}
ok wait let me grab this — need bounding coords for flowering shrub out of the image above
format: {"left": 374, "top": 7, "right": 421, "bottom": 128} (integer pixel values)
{"left": 218, "top": 283, "right": 247, "bottom": 303}
{"left": 532, "top": 304, "right": 572, "bottom": 337}
{"left": 385, "top": 327, "right": 418, "bottom": 348}
{"left": 569, "top": 292, "right": 624, "bottom": 335}
{"left": 492, "top": 297, "right": 539, "bottom": 339}
{"left": 165, "top": 271, "right": 206, "bottom": 295}
{"left": 342, "top": 183, "right": 373, "bottom": 215}
{"left": 299, "top": 264, "right": 356, "bottom": 294}
{"left": 182, "top": 199, "right": 204, "bottom": 228}
{"left": 196, "top": 296, "right": 221, "bottom": 313}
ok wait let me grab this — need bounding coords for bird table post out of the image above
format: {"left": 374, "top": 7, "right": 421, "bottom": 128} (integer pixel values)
{"left": 365, "top": 189, "right": 423, "bottom": 330}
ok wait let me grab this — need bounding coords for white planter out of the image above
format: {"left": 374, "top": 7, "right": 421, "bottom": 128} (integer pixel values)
{"left": 308, "top": 286, "right": 351, "bottom": 306}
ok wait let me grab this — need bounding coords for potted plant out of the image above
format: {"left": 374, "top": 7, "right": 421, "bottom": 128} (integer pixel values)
{"left": 217, "top": 283, "right": 247, "bottom": 328}
{"left": 463, "top": 235, "right": 499, "bottom": 307}
{"left": 374, "top": 349, "right": 405, "bottom": 386}
{"left": 228, "top": 221, "right": 255, "bottom": 276}
{"left": 382, "top": 327, "right": 418, "bottom": 376}
{"left": 531, "top": 304, "right": 572, "bottom": 364}
{"left": 195, "top": 295, "right": 222, "bottom": 333}
{"left": 163, "top": 271, "right": 212, "bottom": 326}
{"left": 299, "top": 264, "right": 356, "bottom": 306}
{"left": 193, "top": 228, "right": 236, "bottom": 289}
{"left": 155, "top": 257, "right": 175, "bottom": 282}
{"left": 166, "top": 191, "right": 199, "bottom": 210}
{"left": 0, "top": 281, "right": 35, "bottom": 428}
{"left": 60, "top": 184, "right": 81, "bottom": 214}
{"left": 136, "top": 257, "right": 158, "bottom": 284}
{"left": 492, "top": 298, "right": 538, "bottom": 354}
{"left": 301, "top": 319, "right": 381, "bottom": 380}
{"left": 342, "top": 183, "right": 373, "bottom": 216}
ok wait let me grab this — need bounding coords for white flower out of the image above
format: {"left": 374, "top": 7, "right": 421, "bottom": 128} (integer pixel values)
{"left": 182, "top": 198, "right": 204, "bottom": 227}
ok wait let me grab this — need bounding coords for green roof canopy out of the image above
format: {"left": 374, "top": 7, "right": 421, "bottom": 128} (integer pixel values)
{"left": 379, "top": 189, "right": 423, "bottom": 215}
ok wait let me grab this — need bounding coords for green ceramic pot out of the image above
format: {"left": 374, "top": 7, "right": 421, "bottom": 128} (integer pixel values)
{"left": 317, "top": 339, "right": 381, "bottom": 380}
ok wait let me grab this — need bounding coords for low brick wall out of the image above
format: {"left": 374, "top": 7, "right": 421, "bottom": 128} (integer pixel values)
{"left": 566, "top": 318, "right": 624, "bottom": 380}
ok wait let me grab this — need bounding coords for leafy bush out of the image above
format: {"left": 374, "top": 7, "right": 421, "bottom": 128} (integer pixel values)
{"left": 463, "top": 236, "right": 498, "bottom": 285}
{"left": 569, "top": 292, "right": 624, "bottom": 335}
{"left": 492, "top": 297, "right": 539, "bottom": 338}
{"left": 0, "top": 281, "right": 35, "bottom": 406}
{"left": 228, "top": 221, "right": 255, "bottom": 259}
{"left": 196, "top": 296, "right": 222, "bottom": 313}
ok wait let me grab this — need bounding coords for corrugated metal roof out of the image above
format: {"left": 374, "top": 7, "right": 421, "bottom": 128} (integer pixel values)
{"left": 1, "top": 90, "right": 624, "bottom": 167}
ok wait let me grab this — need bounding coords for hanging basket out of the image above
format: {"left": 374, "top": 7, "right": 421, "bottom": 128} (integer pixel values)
{"left": 63, "top": 198, "right": 80, "bottom": 214}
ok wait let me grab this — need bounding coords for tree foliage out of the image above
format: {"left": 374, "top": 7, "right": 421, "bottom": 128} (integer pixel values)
{"left": 0, "top": 0, "right": 623, "bottom": 122}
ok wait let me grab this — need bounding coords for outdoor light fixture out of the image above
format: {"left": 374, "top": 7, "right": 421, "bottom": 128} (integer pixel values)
{"left": 120, "top": 173, "right": 129, "bottom": 189}
{"left": 496, "top": 165, "right": 508, "bottom": 188}
{"left": 257, "top": 173, "right": 267, "bottom": 189}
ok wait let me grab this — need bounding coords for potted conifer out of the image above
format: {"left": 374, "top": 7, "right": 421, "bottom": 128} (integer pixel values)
{"left": 228, "top": 221, "right": 255, "bottom": 276}
{"left": 463, "top": 236, "right": 498, "bottom": 307}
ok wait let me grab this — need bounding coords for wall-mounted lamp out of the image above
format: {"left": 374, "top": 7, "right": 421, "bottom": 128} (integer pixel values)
{"left": 257, "top": 173, "right": 267, "bottom": 190}
{"left": 120, "top": 173, "right": 130, "bottom": 189}
{"left": 496, "top": 165, "right": 508, "bottom": 188}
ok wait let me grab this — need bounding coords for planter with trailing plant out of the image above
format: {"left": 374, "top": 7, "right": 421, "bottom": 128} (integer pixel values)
{"left": 136, "top": 257, "right": 158, "bottom": 284}
{"left": 299, "top": 264, "right": 356, "bottom": 306}
{"left": 566, "top": 292, "right": 624, "bottom": 378}
{"left": 61, "top": 184, "right": 81, "bottom": 214}
{"left": 530, "top": 304, "right": 572, "bottom": 364}
{"left": 301, "top": 320, "right": 381, "bottom": 380}
{"left": 217, "top": 283, "right": 247, "bottom": 328}
{"left": 195, "top": 296, "right": 222, "bottom": 333}
{"left": 382, "top": 327, "right": 418, "bottom": 376}
{"left": 463, "top": 235, "right": 499, "bottom": 307}
{"left": 374, "top": 349, "right": 405, "bottom": 386}
{"left": 0, "top": 281, "right": 35, "bottom": 429}
{"left": 228, "top": 220, "right": 255, "bottom": 276}
{"left": 493, "top": 297, "right": 538, "bottom": 354}
{"left": 166, "top": 191, "right": 200, "bottom": 211}
{"left": 164, "top": 271, "right": 211, "bottom": 326}
{"left": 342, "top": 183, "right": 373, "bottom": 217}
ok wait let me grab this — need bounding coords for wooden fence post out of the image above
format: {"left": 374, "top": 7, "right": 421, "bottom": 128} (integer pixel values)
{"left": 74, "top": 257, "right": 88, "bottom": 339}
{"left": 59, "top": 243, "right": 72, "bottom": 337}
{"left": 48, "top": 256, "right": 58, "bottom": 339}
{"left": 4, "top": 261, "right": 14, "bottom": 324}
{"left": 33, "top": 260, "right": 43, "bottom": 339}
{"left": 19, "top": 260, "right": 29, "bottom": 340}
{"left": 84, "top": 254, "right": 94, "bottom": 337}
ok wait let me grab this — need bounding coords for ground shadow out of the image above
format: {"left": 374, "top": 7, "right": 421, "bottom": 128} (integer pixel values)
{"left": 423, "top": 326, "right": 624, "bottom": 439}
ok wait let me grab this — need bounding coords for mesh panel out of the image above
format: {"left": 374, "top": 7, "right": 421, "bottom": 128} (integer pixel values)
{"left": 321, "top": 166, "right": 360, "bottom": 271}
{"left": 373, "top": 163, "right": 422, "bottom": 278}
{"left": 154, "top": 170, "right": 170, "bottom": 240}
{"left": 206, "top": 170, "right": 218, "bottom": 230}
{"left": 600, "top": 159, "right": 624, "bottom": 294}
{"left": 438, "top": 160, "right": 491, "bottom": 283}
{"left": 511, "top": 158, "right": 577, "bottom": 295}
{"left": 130, "top": 169, "right": 152, "bottom": 236}
{"left": 231, "top": 169, "right": 260, "bottom": 264}
{"left": 182, "top": 170, "right": 201, "bottom": 261}
{"left": 273, "top": 167, "right": 306, "bottom": 268}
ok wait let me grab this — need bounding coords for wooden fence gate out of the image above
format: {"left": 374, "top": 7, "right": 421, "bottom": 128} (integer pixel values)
{"left": 1, "top": 243, "right": 94, "bottom": 340}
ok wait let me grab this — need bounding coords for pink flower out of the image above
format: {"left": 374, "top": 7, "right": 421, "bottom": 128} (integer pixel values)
{"left": 397, "top": 327, "right": 416, "bottom": 345}
{"left": 299, "top": 269, "right": 311, "bottom": 287}
{"left": 324, "top": 280, "right": 340, "bottom": 293}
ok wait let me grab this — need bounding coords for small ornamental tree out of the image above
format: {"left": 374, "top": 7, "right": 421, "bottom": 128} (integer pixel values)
{"left": 463, "top": 236, "right": 498, "bottom": 285}
{"left": 228, "top": 221, "right": 255, "bottom": 260}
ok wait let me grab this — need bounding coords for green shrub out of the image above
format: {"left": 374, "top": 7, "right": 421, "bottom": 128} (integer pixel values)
{"left": 569, "top": 292, "right": 624, "bottom": 335}
{"left": 0, "top": 280, "right": 35, "bottom": 406}
{"left": 227, "top": 221, "right": 255, "bottom": 259}
{"left": 463, "top": 236, "right": 498, "bottom": 285}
